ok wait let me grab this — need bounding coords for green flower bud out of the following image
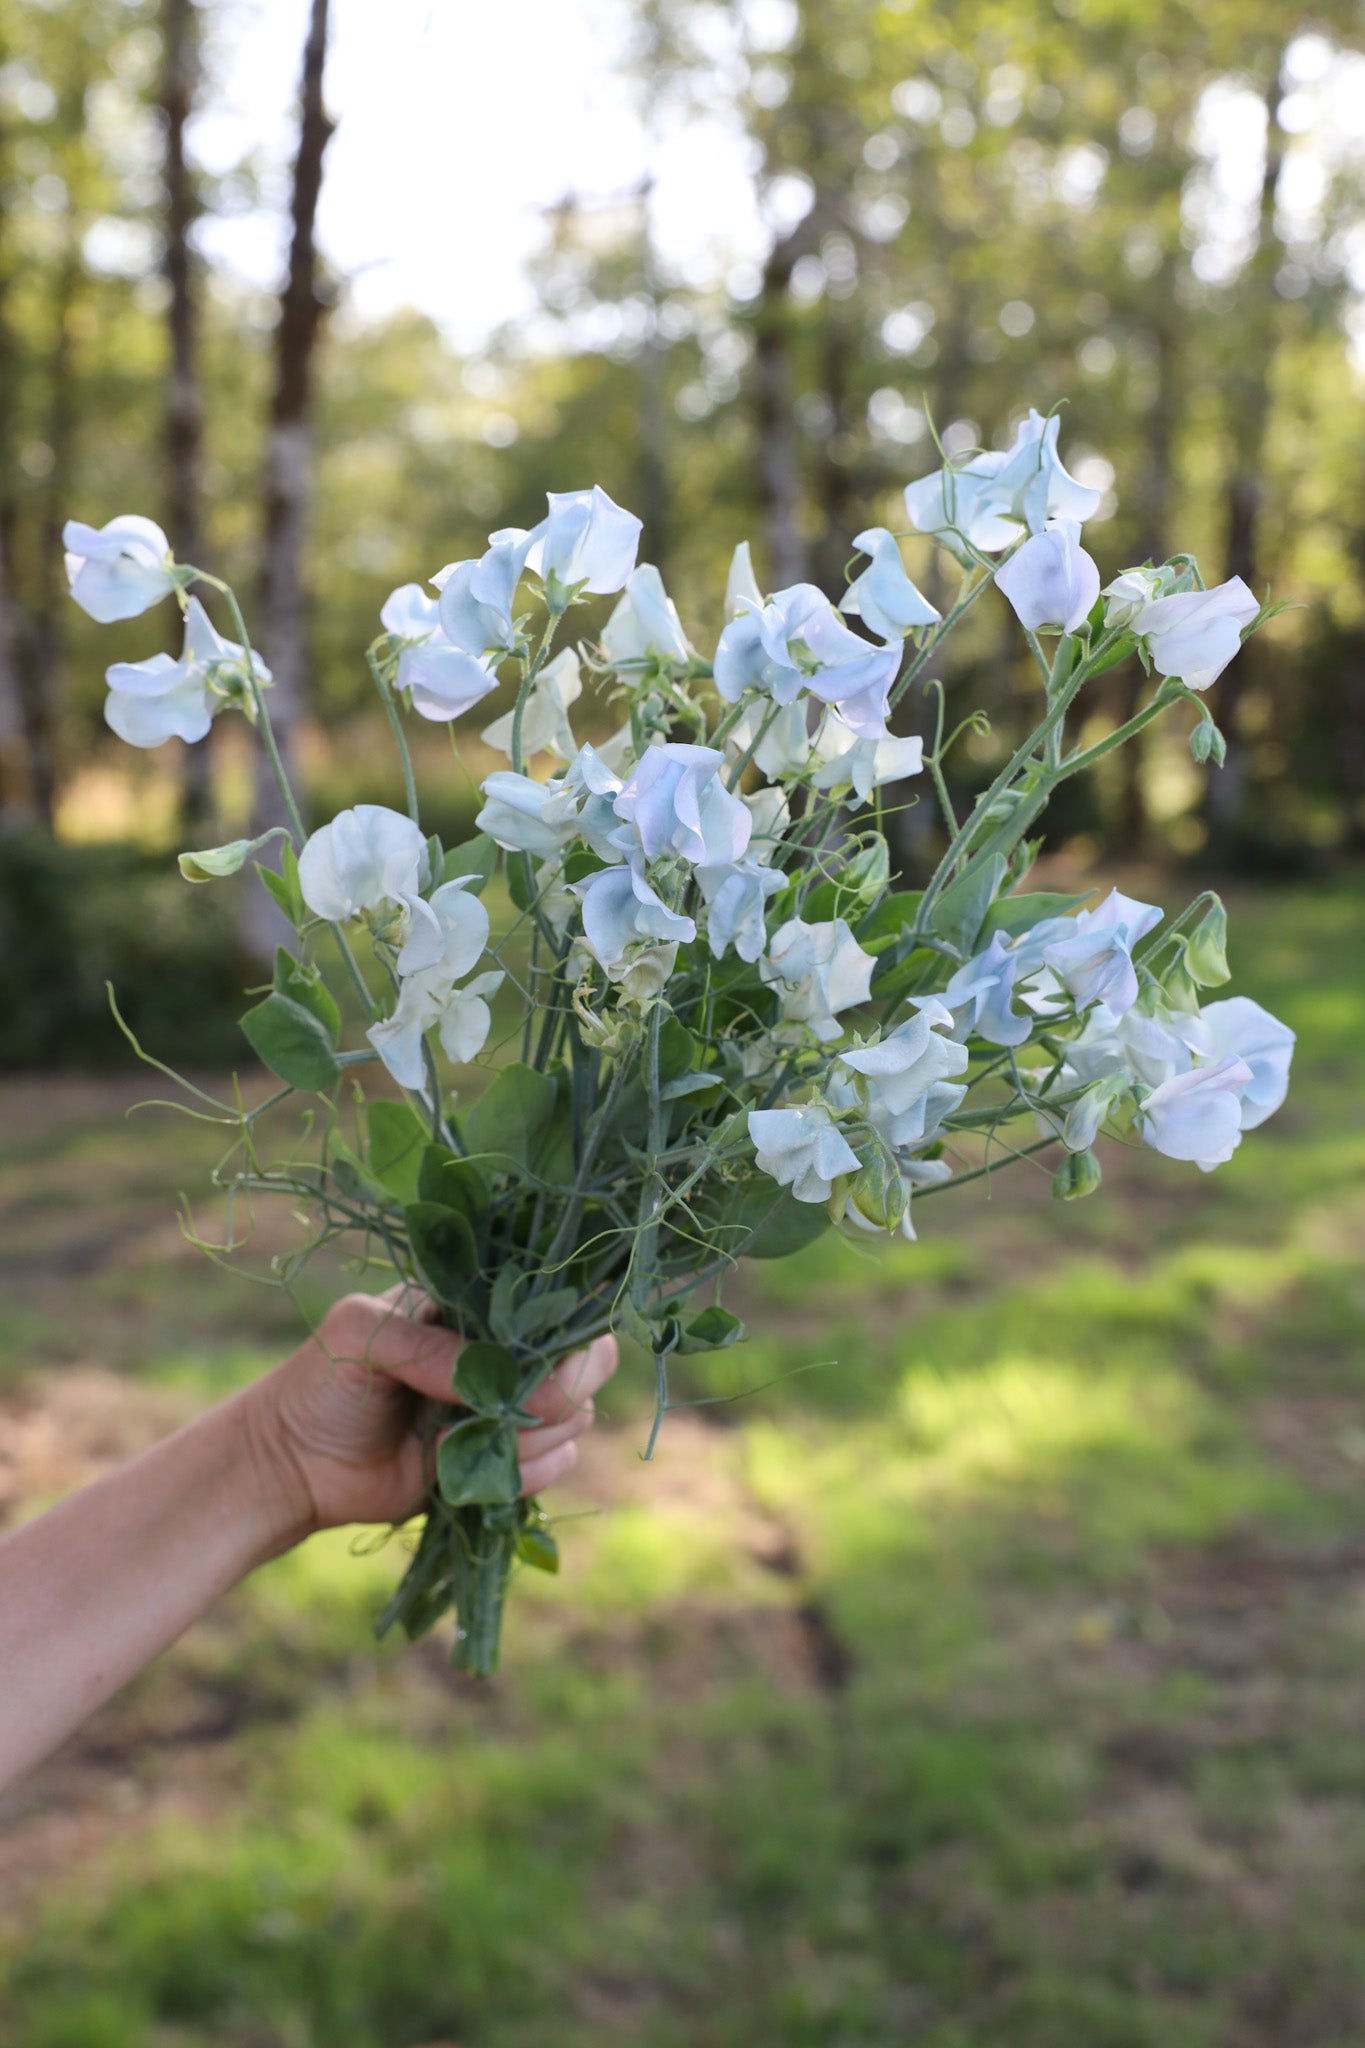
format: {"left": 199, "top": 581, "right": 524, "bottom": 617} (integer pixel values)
{"left": 1189, "top": 715, "right": 1226, "bottom": 768}
{"left": 1052, "top": 1149, "right": 1102, "bottom": 1201}
{"left": 1183, "top": 897, "right": 1230, "bottom": 987}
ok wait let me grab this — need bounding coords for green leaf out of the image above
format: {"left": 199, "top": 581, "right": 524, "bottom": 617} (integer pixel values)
{"left": 417, "top": 1144, "right": 491, "bottom": 1233}
{"left": 463, "top": 1063, "right": 559, "bottom": 1175}
{"left": 1085, "top": 629, "right": 1138, "bottom": 680}
{"left": 240, "top": 992, "right": 341, "bottom": 1091}
{"left": 404, "top": 1202, "right": 479, "bottom": 1302}
{"left": 253, "top": 840, "right": 306, "bottom": 927}
{"left": 930, "top": 853, "right": 1007, "bottom": 955}
{"left": 507, "top": 852, "right": 537, "bottom": 913}
{"left": 856, "top": 891, "right": 923, "bottom": 954}
{"left": 563, "top": 846, "right": 610, "bottom": 885}
{"left": 367, "top": 1100, "right": 429, "bottom": 1206}
{"left": 660, "top": 1071, "right": 722, "bottom": 1102}
{"left": 657, "top": 1017, "right": 699, "bottom": 1083}
{"left": 436, "top": 1417, "right": 520, "bottom": 1508}
{"left": 697, "top": 1180, "right": 832, "bottom": 1262}
{"left": 515, "top": 1520, "right": 560, "bottom": 1574}
{"left": 179, "top": 826, "right": 286, "bottom": 884}
{"left": 678, "top": 1305, "right": 745, "bottom": 1353}
{"left": 511, "top": 1286, "right": 579, "bottom": 1343}
{"left": 272, "top": 948, "right": 340, "bottom": 1040}
{"left": 869, "top": 946, "right": 937, "bottom": 1003}
{"left": 454, "top": 1340, "right": 523, "bottom": 1414}
{"left": 442, "top": 832, "right": 497, "bottom": 894}
{"left": 980, "top": 891, "right": 1088, "bottom": 943}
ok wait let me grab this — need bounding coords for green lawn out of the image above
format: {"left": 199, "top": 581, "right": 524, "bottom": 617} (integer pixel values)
{"left": 1, "top": 880, "right": 1363, "bottom": 2047}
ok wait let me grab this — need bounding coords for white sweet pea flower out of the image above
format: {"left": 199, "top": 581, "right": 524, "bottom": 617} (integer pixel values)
{"left": 840, "top": 528, "right": 940, "bottom": 640}
{"left": 941, "top": 932, "right": 1035, "bottom": 1048}
{"left": 601, "top": 564, "right": 693, "bottom": 664}
{"left": 1128, "top": 577, "right": 1259, "bottom": 691}
{"left": 993, "top": 520, "right": 1100, "bottom": 636}
{"left": 1100, "top": 565, "right": 1181, "bottom": 632}
{"left": 369, "top": 967, "right": 503, "bottom": 1089}
{"left": 576, "top": 856, "right": 694, "bottom": 976}
{"left": 476, "top": 770, "right": 583, "bottom": 860}
{"left": 436, "top": 528, "right": 533, "bottom": 656}
{"left": 743, "top": 784, "right": 792, "bottom": 856}
{"left": 612, "top": 743, "right": 752, "bottom": 867}
{"left": 480, "top": 647, "right": 582, "bottom": 762}
{"left": 1063, "top": 999, "right": 1209, "bottom": 1092}
{"left": 760, "top": 917, "right": 876, "bottom": 1041}
{"left": 748, "top": 1104, "right": 861, "bottom": 1204}
{"left": 904, "top": 409, "right": 1102, "bottom": 557}
{"left": 713, "top": 583, "right": 900, "bottom": 738}
{"left": 724, "top": 700, "right": 812, "bottom": 780}
{"left": 695, "top": 857, "right": 784, "bottom": 962}
{"left": 393, "top": 874, "right": 491, "bottom": 976}
{"left": 594, "top": 723, "right": 638, "bottom": 777}
{"left": 725, "top": 540, "right": 764, "bottom": 620}
{"left": 64, "top": 514, "right": 175, "bottom": 622}
{"left": 104, "top": 596, "right": 266, "bottom": 749}
{"left": 524, "top": 486, "right": 642, "bottom": 597}
{"left": 380, "top": 581, "right": 496, "bottom": 720}
{"left": 1035, "top": 889, "right": 1163, "bottom": 1018}
{"left": 1140, "top": 1056, "right": 1254, "bottom": 1171}
{"left": 297, "top": 805, "right": 429, "bottom": 925}
{"left": 810, "top": 710, "right": 924, "bottom": 804}
{"left": 1199, "top": 996, "right": 1294, "bottom": 1131}
{"left": 838, "top": 998, "right": 969, "bottom": 1147}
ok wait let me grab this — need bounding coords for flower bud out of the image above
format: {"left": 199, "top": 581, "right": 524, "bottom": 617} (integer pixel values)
{"left": 1052, "top": 1148, "right": 1102, "bottom": 1201}
{"left": 1189, "top": 715, "right": 1227, "bottom": 767}
{"left": 1183, "top": 898, "right": 1230, "bottom": 987}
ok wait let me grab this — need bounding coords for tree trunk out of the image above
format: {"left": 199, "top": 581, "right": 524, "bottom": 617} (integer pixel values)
{"left": 1204, "top": 58, "right": 1286, "bottom": 852}
{"left": 162, "top": 0, "right": 212, "bottom": 828}
{"left": 1113, "top": 267, "right": 1181, "bottom": 854}
{"left": 247, "top": 0, "right": 334, "bottom": 951}
{"left": 255, "top": 0, "right": 333, "bottom": 814}
{"left": 752, "top": 231, "right": 807, "bottom": 589}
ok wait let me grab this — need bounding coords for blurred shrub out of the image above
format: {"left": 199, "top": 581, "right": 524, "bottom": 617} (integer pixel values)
{"left": 0, "top": 833, "right": 250, "bottom": 1069}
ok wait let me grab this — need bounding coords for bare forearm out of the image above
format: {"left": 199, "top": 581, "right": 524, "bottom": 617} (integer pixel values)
{"left": 0, "top": 1384, "right": 304, "bottom": 1793}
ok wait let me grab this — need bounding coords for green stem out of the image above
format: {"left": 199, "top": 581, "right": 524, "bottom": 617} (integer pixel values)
{"left": 367, "top": 646, "right": 420, "bottom": 824}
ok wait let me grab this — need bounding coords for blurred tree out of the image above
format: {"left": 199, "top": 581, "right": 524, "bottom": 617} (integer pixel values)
{"left": 252, "top": 0, "right": 333, "bottom": 850}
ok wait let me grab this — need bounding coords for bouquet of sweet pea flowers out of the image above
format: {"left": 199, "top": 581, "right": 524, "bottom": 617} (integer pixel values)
{"left": 65, "top": 405, "right": 1295, "bottom": 1674}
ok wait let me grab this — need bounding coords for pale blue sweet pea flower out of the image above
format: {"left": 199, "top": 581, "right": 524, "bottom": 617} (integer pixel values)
{"left": 524, "top": 486, "right": 642, "bottom": 598}
{"left": 904, "top": 409, "right": 1102, "bottom": 558}
{"left": 714, "top": 583, "right": 900, "bottom": 737}
{"left": 748, "top": 1104, "right": 862, "bottom": 1204}
{"left": 1199, "top": 996, "right": 1295, "bottom": 1130}
{"left": 576, "top": 855, "right": 695, "bottom": 975}
{"left": 612, "top": 742, "right": 752, "bottom": 867}
{"left": 840, "top": 528, "right": 940, "bottom": 640}
{"left": 724, "top": 540, "right": 764, "bottom": 619}
{"left": 104, "top": 596, "right": 267, "bottom": 748}
{"left": 810, "top": 711, "right": 924, "bottom": 804}
{"left": 838, "top": 998, "right": 969, "bottom": 1147}
{"left": 65, "top": 514, "right": 175, "bottom": 622}
{"left": 696, "top": 856, "right": 784, "bottom": 962}
{"left": 759, "top": 917, "right": 876, "bottom": 1042}
{"left": 1140, "top": 1055, "right": 1254, "bottom": 1171}
{"left": 941, "top": 932, "right": 1034, "bottom": 1047}
{"left": 601, "top": 564, "right": 693, "bottom": 663}
{"left": 1037, "top": 888, "right": 1162, "bottom": 1018}
{"left": 993, "top": 520, "right": 1100, "bottom": 636}
{"left": 481, "top": 648, "right": 582, "bottom": 762}
{"left": 436, "top": 528, "right": 534, "bottom": 655}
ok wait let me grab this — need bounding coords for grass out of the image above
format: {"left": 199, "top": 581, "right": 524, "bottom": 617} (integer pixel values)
{"left": 1, "top": 879, "right": 1363, "bottom": 2046}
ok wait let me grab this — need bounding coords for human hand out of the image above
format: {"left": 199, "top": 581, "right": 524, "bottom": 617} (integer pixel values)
{"left": 246, "top": 1287, "right": 618, "bottom": 1545}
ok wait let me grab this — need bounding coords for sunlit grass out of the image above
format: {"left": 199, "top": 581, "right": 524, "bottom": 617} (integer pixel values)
{"left": 2, "top": 880, "right": 1364, "bottom": 2046}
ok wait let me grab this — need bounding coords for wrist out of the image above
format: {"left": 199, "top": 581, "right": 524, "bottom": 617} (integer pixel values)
{"left": 231, "top": 1377, "right": 320, "bottom": 1562}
